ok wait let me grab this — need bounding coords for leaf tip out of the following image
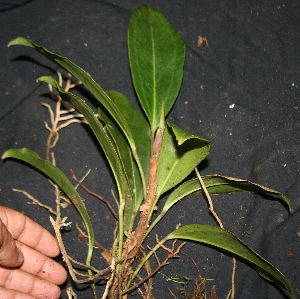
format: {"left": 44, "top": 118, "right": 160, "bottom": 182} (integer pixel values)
{"left": 1, "top": 149, "right": 15, "bottom": 160}
{"left": 8, "top": 37, "right": 22, "bottom": 47}
{"left": 1, "top": 151, "right": 9, "bottom": 160}
{"left": 7, "top": 37, "right": 33, "bottom": 48}
{"left": 37, "top": 76, "right": 60, "bottom": 89}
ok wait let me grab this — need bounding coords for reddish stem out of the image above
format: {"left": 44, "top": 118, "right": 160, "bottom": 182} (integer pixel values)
{"left": 70, "top": 169, "right": 119, "bottom": 221}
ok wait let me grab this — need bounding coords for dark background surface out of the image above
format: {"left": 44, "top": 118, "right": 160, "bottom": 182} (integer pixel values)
{"left": 0, "top": 0, "right": 299, "bottom": 298}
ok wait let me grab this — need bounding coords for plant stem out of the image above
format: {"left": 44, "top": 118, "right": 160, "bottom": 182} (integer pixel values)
{"left": 130, "top": 125, "right": 164, "bottom": 252}
{"left": 117, "top": 196, "right": 125, "bottom": 266}
{"left": 126, "top": 234, "right": 169, "bottom": 290}
{"left": 144, "top": 209, "right": 166, "bottom": 239}
{"left": 195, "top": 168, "right": 223, "bottom": 229}
{"left": 132, "top": 147, "right": 147, "bottom": 199}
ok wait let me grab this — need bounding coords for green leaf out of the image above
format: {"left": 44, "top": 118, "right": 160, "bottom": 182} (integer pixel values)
{"left": 98, "top": 91, "right": 145, "bottom": 231}
{"left": 1, "top": 148, "right": 95, "bottom": 265}
{"left": 163, "top": 174, "right": 292, "bottom": 213}
{"left": 148, "top": 174, "right": 292, "bottom": 239}
{"left": 38, "top": 76, "right": 129, "bottom": 204}
{"left": 105, "top": 90, "right": 151, "bottom": 194}
{"left": 8, "top": 36, "right": 144, "bottom": 188}
{"left": 128, "top": 5, "right": 185, "bottom": 131}
{"left": 167, "top": 224, "right": 295, "bottom": 299}
{"left": 156, "top": 123, "right": 210, "bottom": 197}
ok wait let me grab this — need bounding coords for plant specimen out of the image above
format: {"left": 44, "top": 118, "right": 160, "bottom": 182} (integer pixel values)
{"left": 2, "top": 5, "right": 295, "bottom": 299}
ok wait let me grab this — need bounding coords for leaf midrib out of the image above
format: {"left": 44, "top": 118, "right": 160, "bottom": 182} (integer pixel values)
{"left": 150, "top": 13, "right": 157, "bottom": 130}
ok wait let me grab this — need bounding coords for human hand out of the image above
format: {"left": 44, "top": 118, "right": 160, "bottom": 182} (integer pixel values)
{"left": 0, "top": 206, "right": 67, "bottom": 299}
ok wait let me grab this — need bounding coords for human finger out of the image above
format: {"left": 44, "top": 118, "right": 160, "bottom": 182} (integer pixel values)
{"left": 0, "top": 286, "right": 35, "bottom": 299}
{"left": 0, "top": 206, "right": 60, "bottom": 257}
{"left": 16, "top": 240, "right": 67, "bottom": 285}
{"left": 0, "top": 267, "right": 61, "bottom": 299}
{"left": 0, "top": 219, "right": 24, "bottom": 267}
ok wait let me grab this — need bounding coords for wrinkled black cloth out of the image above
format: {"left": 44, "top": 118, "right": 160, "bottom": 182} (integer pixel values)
{"left": 0, "top": 1, "right": 299, "bottom": 298}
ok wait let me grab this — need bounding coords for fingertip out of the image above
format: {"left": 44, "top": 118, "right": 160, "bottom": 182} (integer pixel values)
{"left": 60, "top": 266, "right": 68, "bottom": 285}
{"left": 45, "top": 240, "right": 61, "bottom": 258}
{"left": 34, "top": 228, "right": 61, "bottom": 258}
{"left": 42, "top": 257, "right": 68, "bottom": 285}
{"left": 46, "top": 284, "right": 62, "bottom": 299}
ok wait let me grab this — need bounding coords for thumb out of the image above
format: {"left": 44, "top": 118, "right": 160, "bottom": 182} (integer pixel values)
{"left": 0, "top": 219, "right": 24, "bottom": 267}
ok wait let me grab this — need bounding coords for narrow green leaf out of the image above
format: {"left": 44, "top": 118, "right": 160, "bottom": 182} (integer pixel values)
{"left": 8, "top": 37, "right": 142, "bottom": 183}
{"left": 128, "top": 5, "right": 185, "bottom": 131}
{"left": 105, "top": 90, "right": 151, "bottom": 193}
{"left": 101, "top": 122, "right": 142, "bottom": 232}
{"left": 1, "top": 148, "right": 94, "bottom": 264}
{"left": 156, "top": 123, "right": 210, "bottom": 196}
{"left": 38, "top": 76, "right": 129, "bottom": 204}
{"left": 168, "top": 224, "right": 295, "bottom": 298}
{"left": 205, "top": 175, "right": 292, "bottom": 211}
{"left": 98, "top": 92, "right": 145, "bottom": 231}
{"left": 163, "top": 175, "right": 292, "bottom": 213}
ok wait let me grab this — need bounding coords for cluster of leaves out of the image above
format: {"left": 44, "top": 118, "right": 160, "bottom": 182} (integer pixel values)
{"left": 2, "top": 5, "right": 295, "bottom": 298}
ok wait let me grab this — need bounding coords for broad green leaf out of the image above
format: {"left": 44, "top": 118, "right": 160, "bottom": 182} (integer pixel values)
{"left": 167, "top": 224, "right": 295, "bottom": 299}
{"left": 163, "top": 174, "right": 292, "bottom": 213}
{"left": 8, "top": 37, "right": 144, "bottom": 187}
{"left": 1, "top": 148, "right": 94, "bottom": 264}
{"left": 38, "top": 76, "right": 129, "bottom": 205}
{"left": 128, "top": 5, "right": 185, "bottom": 131}
{"left": 156, "top": 123, "right": 210, "bottom": 197}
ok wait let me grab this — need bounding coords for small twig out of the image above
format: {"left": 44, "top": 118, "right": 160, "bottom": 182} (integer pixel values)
{"left": 68, "top": 254, "right": 111, "bottom": 277}
{"left": 43, "top": 72, "right": 86, "bottom": 161}
{"left": 50, "top": 216, "right": 109, "bottom": 283}
{"left": 101, "top": 258, "right": 116, "bottom": 299}
{"left": 72, "top": 169, "right": 91, "bottom": 190}
{"left": 195, "top": 168, "right": 223, "bottom": 228}
{"left": 76, "top": 223, "right": 108, "bottom": 252}
{"left": 47, "top": 178, "right": 71, "bottom": 208}
{"left": 124, "top": 259, "right": 170, "bottom": 295}
{"left": 182, "top": 251, "right": 208, "bottom": 298}
{"left": 226, "top": 289, "right": 232, "bottom": 299}
{"left": 70, "top": 169, "right": 119, "bottom": 221}
{"left": 50, "top": 216, "right": 90, "bottom": 283}
{"left": 138, "top": 247, "right": 154, "bottom": 297}
{"left": 183, "top": 251, "right": 202, "bottom": 279}
{"left": 195, "top": 168, "right": 236, "bottom": 298}
{"left": 110, "top": 189, "right": 119, "bottom": 208}
{"left": 53, "top": 178, "right": 64, "bottom": 221}
{"left": 12, "top": 188, "right": 57, "bottom": 215}
{"left": 66, "top": 286, "right": 77, "bottom": 299}
{"left": 148, "top": 244, "right": 160, "bottom": 266}
{"left": 167, "top": 287, "right": 177, "bottom": 299}
{"left": 231, "top": 257, "right": 236, "bottom": 299}
{"left": 125, "top": 239, "right": 185, "bottom": 296}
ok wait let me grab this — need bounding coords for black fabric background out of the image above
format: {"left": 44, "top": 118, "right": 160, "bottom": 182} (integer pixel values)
{"left": 0, "top": 1, "right": 299, "bottom": 298}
